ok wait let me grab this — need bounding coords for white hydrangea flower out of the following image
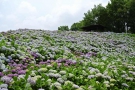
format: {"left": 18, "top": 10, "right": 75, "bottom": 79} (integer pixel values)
{"left": 38, "top": 88, "right": 44, "bottom": 90}
{"left": 0, "top": 84, "right": 8, "bottom": 89}
{"left": 47, "top": 73, "right": 55, "bottom": 77}
{"left": 0, "top": 64, "right": 6, "bottom": 70}
{"left": 64, "top": 81, "right": 73, "bottom": 86}
{"left": 104, "top": 75, "right": 111, "bottom": 79}
{"left": 102, "top": 56, "right": 107, "bottom": 60}
{"left": 59, "top": 71, "right": 66, "bottom": 75}
{"left": 82, "top": 70, "right": 88, "bottom": 76}
{"left": 110, "top": 79, "right": 116, "bottom": 82}
{"left": 49, "top": 69, "right": 57, "bottom": 73}
{"left": 31, "top": 71, "right": 36, "bottom": 76}
{"left": 121, "top": 74, "right": 128, "bottom": 78}
{"left": 57, "top": 78, "right": 64, "bottom": 84}
{"left": 54, "top": 82, "right": 61, "bottom": 87}
{"left": 68, "top": 73, "right": 74, "bottom": 78}
{"left": 95, "top": 73, "right": 103, "bottom": 77}
{"left": 18, "top": 75, "right": 25, "bottom": 79}
{"left": 38, "top": 68, "right": 48, "bottom": 73}
{"left": 62, "top": 75, "right": 67, "bottom": 81}
{"left": 103, "top": 81, "right": 109, "bottom": 84}
{"left": 122, "top": 83, "right": 129, "bottom": 87}
{"left": 46, "top": 79, "right": 52, "bottom": 85}
{"left": 0, "top": 88, "right": 8, "bottom": 90}
{"left": 46, "top": 65, "right": 52, "bottom": 68}
{"left": 76, "top": 87, "right": 84, "bottom": 90}
{"left": 54, "top": 73, "right": 61, "bottom": 78}
{"left": 126, "top": 77, "right": 134, "bottom": 81}
{"left": 27, "top": 75, "right": 40, "bottom": 85}
{"left": 88, "top": 86, "right": 94, "bottom": 90}
{"left": 73, "top": 84, "right": 80, "bottom": 89}
{"left": 88, "top": 75, "right": 95, "bottom": 79}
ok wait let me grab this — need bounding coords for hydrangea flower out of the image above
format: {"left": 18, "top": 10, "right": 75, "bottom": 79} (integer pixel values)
{"left": 103, "top": 81, "right": 109, "bottom": 84}
{"left": 95, "top": 73, "right": 103, "bottom": 77}
{"left": 54, "top": 73, "right": 61, "bottom": 78}
{"left": 110, "top": 79, "right": 116, "bottom": 82}
{"left": 68, "top": 73, "right": 74, "bottom": 78}
{"left": 27, "top": 76, "right": 37, "bottom": 85}
{"left": 0, "top": 84, "right": 8, "bottom": 89}
{"left": 88, "top": 75, "right": 95, "bottom": 79}
{"left": 46, "top": 79, "right": 52, "bottom": 85}
{"left": 76, "top": 87, "right": 84, "bottom": 90}
{"left": 126, "top": 77, "right": 134, "bottom": 81}
{"left": 18, "top": 75, "right": 25, "bottom": 79}
{"left": 46, "top": 65, "right": 52, "bottom": 68}
{"left": 53, "top": 82, "right": 61, "bottom": 87}
{"left": 0, "top": 88, "right": 8, "bottom": 90}
{"left": 0, "top": 72, "right": 4, "bottom": 76}
{"left": 59, "top": 71, "right": 66, "bottom": 75}
{"left": 18, "top": 70, "right": 26, "bottom": 75}
{"left": 38, "top": 88, "right": 44, "bottom": 90}
{"left": 64, "top": 81, "right": 73, "bottom": 86}
{"left": 38, "top": 68, "right": 48, "bottom": 73}
{"left": 7, "top": 74, "right": 14, "bottom": 77}
{"left": 122, "top": 83, "right": 129, "bottom": 87}
{"left": 57, "top": 78, "right": 64, "bottom": 84}
{"left": 1, "top": 76, "right": 13, "bottom": 84}
{"left": 73, "top": 84, "right": 80, "bottom": 89}
{"left": 31, "top": 71, "right": 36, "bottom": 76}
{"left": 49, "top": 69, "right": 57, "bottom": 73}
{"left": 0, "top": 64, "right": 6, "bottom": 70}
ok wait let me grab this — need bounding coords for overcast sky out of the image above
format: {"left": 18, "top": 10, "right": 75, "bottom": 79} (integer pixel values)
{"left": 0, "top": 0, "right": 110, "bottom": 31}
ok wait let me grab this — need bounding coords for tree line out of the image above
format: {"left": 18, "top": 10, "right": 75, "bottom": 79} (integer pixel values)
{"left": 58, "top": 0, "right": 135, "bottom": 33}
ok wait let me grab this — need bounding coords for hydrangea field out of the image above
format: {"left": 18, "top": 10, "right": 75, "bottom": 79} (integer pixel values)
{"left": 0, "top": 29, "right": 135, "bottom": 90}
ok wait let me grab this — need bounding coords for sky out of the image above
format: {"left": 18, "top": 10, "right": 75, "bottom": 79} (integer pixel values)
{"left": 0, "top": 0, "right": 110, "bottom": 31}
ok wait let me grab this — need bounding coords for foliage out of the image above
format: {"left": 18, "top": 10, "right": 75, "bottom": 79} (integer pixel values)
{"left": 59, "top": 0, "right": 135, "bottom": 33}
{"left": 70, "top": 21, "right": 84, "bottom": 31}
{"left": 58, "top": 26, "right": 69, "bottom": 31}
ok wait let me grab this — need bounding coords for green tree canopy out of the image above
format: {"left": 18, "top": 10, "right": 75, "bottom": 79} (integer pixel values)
{"left": 58, "top": 0, "right": 135, "bottom": 33}
{"left": 70, "top": 20, "right": 84, "bottom": 31}
{"left": 58, "top": 26, "right": 69, "bottom": 31}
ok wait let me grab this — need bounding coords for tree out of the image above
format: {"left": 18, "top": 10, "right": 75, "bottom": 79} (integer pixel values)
{"left": 83, "top": 4, "right": 107, "bottom": 27}
{"left": 106, "top": 0, "right": 128, "bottom": 33}
{"left": 128, "top": 0, "right": 135, "bottom": 33}
{"left": 58, "top": 0, "right": 135, "bottom": 33}
{"left": 58, "top": 26, "right": 69, "bottom": 31}
{"left": 70, "top": 20, "right": 84, "bottom": 31}
{"left": 83, "top": 8, "right": 96, "bottom": 26}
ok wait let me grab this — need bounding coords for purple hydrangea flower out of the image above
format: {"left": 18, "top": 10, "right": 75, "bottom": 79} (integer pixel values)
{"left": 57, "top": 63, "right": 61, "bottom": 67}
{"left": 1, "top": 76, "right": 12, "bottom": 84}
{"left": 22, "top": 65, "right": 27, "bottom": 69}
{"left": 64, "top": 63, "right": 68, "bottom": 66}
{"left": 7, "top": 74, "right": 14, "bottom": 77}
{"left": 13, "top": 74, "right": 18, "bottom": 77}
{"left": 12, "top": 63, "right": 17, "bottom": 66}
{"left": 39, "top": 61, "right": 47, "bottom": 64}
{"left": 8, "top": 56, "right": 12, "bottom": 60}
{"left": 17, "top": 64, "right": 22, "bottom": 67}
{"left": 0, "top": 72, "right": 4, "bottom": 77}
{"left": 46, "top": 60, "right": 51, "bottom": 63}
{"left": 18, "top": 70, "right": 26, "bottom": 75}
{"left": 31, "top": 52, "right": 39, "bottom": 58}
{"left": 11, "top": 69, "right": 16, "bottom": 73}
{"left": 27, "top": 76, "right": 36, "bottom": 85}
{"left": 15, "top": 68, "right": 21, "bottom": 72}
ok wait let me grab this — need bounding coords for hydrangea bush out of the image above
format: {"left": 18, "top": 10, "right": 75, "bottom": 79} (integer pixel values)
{"left": 0, "top": 29, "right": 135, "bottom": 90}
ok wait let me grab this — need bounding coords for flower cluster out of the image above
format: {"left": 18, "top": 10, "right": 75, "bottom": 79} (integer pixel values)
{"left": 0, "top": 30, "right": 135, "bottom": 89}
